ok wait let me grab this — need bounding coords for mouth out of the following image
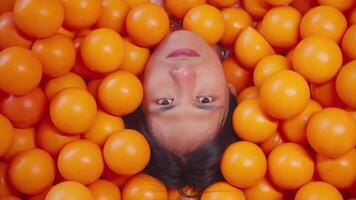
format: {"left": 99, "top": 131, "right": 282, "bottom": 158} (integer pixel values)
{"left": 166, "top": 48, "right": 200, "bottom": 58}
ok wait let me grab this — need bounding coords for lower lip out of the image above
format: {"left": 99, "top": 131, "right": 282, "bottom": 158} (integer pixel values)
{"left": 167, "top": 49, "right": 200, "bottom": 58}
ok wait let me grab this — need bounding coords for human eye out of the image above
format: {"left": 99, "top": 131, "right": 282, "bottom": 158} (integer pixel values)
{"left": 156, "top": 98, "right": 174, "bottom": 105}
{"left": 197, "top": 96, "right": 214, "bottom": 104}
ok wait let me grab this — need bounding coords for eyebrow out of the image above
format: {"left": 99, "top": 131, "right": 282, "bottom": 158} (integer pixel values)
{"left": 151, "top": 103, "right": 224, "bottom": 115}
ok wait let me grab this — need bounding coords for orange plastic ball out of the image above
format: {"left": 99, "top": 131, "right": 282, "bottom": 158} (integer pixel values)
{"left": 83, "top": 110, "right": 125, "bottom": 147}
{"left": 342, "top": 25, "right": 356, "bottom": 60}
{"left": 96, "top": 0, "right": 129, "bottom": 33}
{"left": 201, "top": 181, "right": 246, "bottom": 200}
{"left": 318, "top": 0, "right": 355, "bottom": 11}
{"left": 164, "top": 0, "right": 206, "bottom": 20}
{"left": 223, "top": 56, "right": 252, "bottom": 94}
{"left": 44, "top": 72, "right": 87, "bottom": 100}
{"left": 36, "top": 119, "right": 80, "bottom": 156}
{"left": 50, "top": 88, "right": 97, "bottom": 134}
{"left": 103, "top": 129, "right": 150, "bottom": 175}
{"left": 0, "top": 0, "right": 15, "bottom": 15}
{"left": 295, "top": 181, "right": 343, "bottom": 200}
{"left": 259, "top": 131, "right": 284, "bottom": 155}
{"left": 87, "top": 79, "right": 101, "bottom": 100}
{"left": 58, "top": 139, "right": 104, "bottom": 185}
{"left": 125, "top": 0, "right": 149, "bottom": 8}
{"left": 293, "top": 35, "right": 343, "bottom": 84}
{"left": 209, "top": 0, "right": 239, "bottom": 7}
{"left": 268, "top": 143, "right": 314, "bottom": 190}
{"left": 8, "top": 148, "right": 55, "bottom": 195}
{"left": 263, "top": 0, "right": 294, "bottom": 5}
{"left": 311, "top": 79, "right": 345, "bottom": 108}
{"left": 0, "top": 87, "right": 46, "bottom": 128}
{"left": 88, "top": 179, "right": 121, "bottom": 200}
{"left": 56, "top": 27, "right": 74, "bottom": 39}
{"left": 0, "top": 12, "right": 32, "bottom": 50}
{"left": 260, "top": 6, "right": 301, "bottom": 49}
{"left": 13, "top": 0, "right": 64, "bottom": 38}
{"left": 183, "top": 4, "right": 225, "bottom": 45}
{"left": 349, "top": 7, "right": 356, "bottom": 25}
{"left": 253, "top": 54, "right": 290, "bottom": 88}
{"left": 0, "top": 47, "right": 42, "bottom": 96}
{"left": 291, "top": 0, "right": 316, "bottom": 14}
{"left": 244, "top": 178, "right": 284, "bottom": 200}
{"left": 126, "top": 3, "right": 169, "bottom": 47}
{"left": 98, "top": 71, "right": 143, "bottom": 116}
{"left": 0, "top": 195, "right": 21, "bottom": 200}
{"left": 336, "top": 60, "right": 356, "bottom": 109}
{"left": 2, "top": 128, "right": 35, "bottom": 161}
{"left": 221, "top": 141, "right": 267, "bottom": 188}
{"left": 237, "top": 86, "right": 259, "bottom": 103}
{"left": 102, "top": 167, "right": 132, "bottom": 188}
{"left": 316, "top": 149, "right": 356, "bottom": 189}
{"left": 0, "top": 162, "right": 12, "bottom": 196}
{"left": 300, "top": 5, "right": 347, "bottom": 43}
{"left": 120, "top": 38, "right": 150, "bottom": 76}
{"left": 233, "top": 98, "right": 278, "bottom": 143}
{"left": 0, "top": 114, "right": 13, "bottom": 157}
{"left": 281, "top": 100, "right": 322, "bottom": 145}
{"left": 122, "top": 173, "right": 168, "bottom": 200}
{"left": 221, "top": 7, "right": 252, "bottom": 47}
{"left": 46, "top": 181, "right": 94, "bottom": 200}
{"left": 234, "top": 27, "right": 275, "bottom": 70}
{"left": 260, "top": 70, "right": 310, "bottom": 119}
{"left": 242, "top": 0, "right": 270, "bottom": 19}
{"left": 306, "top": 108, "right": 356, "bottom": 158}
{"left": 81, "top": 28, "right": 125, "bottom": 74}
{"left": 32, "top": 34, "right": 75, "bottom": 77}
{"left": 62, "top": 0, "right": 102, "bottom": 30}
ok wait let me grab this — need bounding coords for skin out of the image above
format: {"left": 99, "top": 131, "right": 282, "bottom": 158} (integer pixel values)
{"left": 143, "top": 30, "right": 230, "bottom": 154}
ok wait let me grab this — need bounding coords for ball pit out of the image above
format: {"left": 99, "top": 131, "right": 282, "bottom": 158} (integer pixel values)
{"left": 0, "top": 0, "right": 355, "bottom": 199}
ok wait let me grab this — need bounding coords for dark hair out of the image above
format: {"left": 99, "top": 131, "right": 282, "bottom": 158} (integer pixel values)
{"left": 125, "top": 93, "right": 238, "bottom": 197}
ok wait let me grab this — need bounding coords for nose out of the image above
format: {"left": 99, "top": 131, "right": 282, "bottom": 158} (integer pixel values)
{"left": 170, "top": 65, "right": 196, "bottom": 85}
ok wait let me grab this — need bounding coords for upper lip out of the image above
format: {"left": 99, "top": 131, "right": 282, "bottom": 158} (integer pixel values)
{"left": 166, "top": 48, "right": 200, "bottom": 58}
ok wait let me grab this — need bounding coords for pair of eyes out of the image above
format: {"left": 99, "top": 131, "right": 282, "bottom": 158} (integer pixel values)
{"left": 157, "top": 96, "right": 213, "bottom": 105}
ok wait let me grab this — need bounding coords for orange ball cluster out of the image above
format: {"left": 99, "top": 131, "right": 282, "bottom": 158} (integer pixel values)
{"left": 0, "top": 0, "right": 356, "bottom": 199}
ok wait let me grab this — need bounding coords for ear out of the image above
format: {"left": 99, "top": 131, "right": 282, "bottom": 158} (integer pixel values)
{"left": 228, "top": 83, "right": 237, "bottom": 98}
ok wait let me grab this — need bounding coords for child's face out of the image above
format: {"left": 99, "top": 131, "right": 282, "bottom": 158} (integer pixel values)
{"left": 143, "top": 30, "right": 229, "bottom": 154}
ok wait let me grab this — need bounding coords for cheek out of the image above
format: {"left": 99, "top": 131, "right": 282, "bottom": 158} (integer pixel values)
{"left": 198, "top": 65, "right": 227, "bottom": 88}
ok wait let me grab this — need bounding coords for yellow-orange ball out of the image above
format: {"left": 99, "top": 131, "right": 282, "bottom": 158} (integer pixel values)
{"left": 336, "top": 60, "right": 356, "bottom": 109}
{"left": 268, "top": 143, "right": 314, "bottom": 190}
{"left": 234, "top": 27, "right": 275, "bottom": 70}
{"left": 306, "top": 108, "right": 356, "bottom": 158}
{"left": 295, "top": 181, "right": 343, "bottom": 200}
{"left": 103, "top": 129, "right": 150, "bottom": 175}
{"left": 13, "top": 0, "right": 64, "bottom": 38}
{"left": 98, "top": 71, "right": 143, "bottom": 116}
{"left": 183, "top": 4, "right": 225, "bottom": 44}
{"left": 58, "top": 140, "right": 104, "bottom": 185}
{"left": 293, "top": 35, "right": 342, "bottom": 84}
{"left": 122, "top": 174, "right": 168, "bottom": 200}
{"left": 50, "top": 88, "right": 97, "bottom": 134}
{"left": 260, "top": 6, "right": 301, "bottom": 49}
{"left": 300, "top": 5, "right": 347, "bottom": 43}
{"left": 233, "top": 98, "right": 278, "bottom": 143}
{"left": 46, "top": 181, "right": 94, "bottom": 200}
{"left": 8, "top": 148, "right": 55, "bottom": 195}
{"left": 201, "top": 181, "right": 246, "bottom": 200}
{"left": 260, "top": 70, "right": 310, "bottom": 119}
{"left": 126, "top": 3, "right": 169, "bottom": 47}
{"left": 81, "top": 28, "right": 125, "bottom": 74}
{"left": 221, "top": 141, "right": 267, "bottom": 188}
